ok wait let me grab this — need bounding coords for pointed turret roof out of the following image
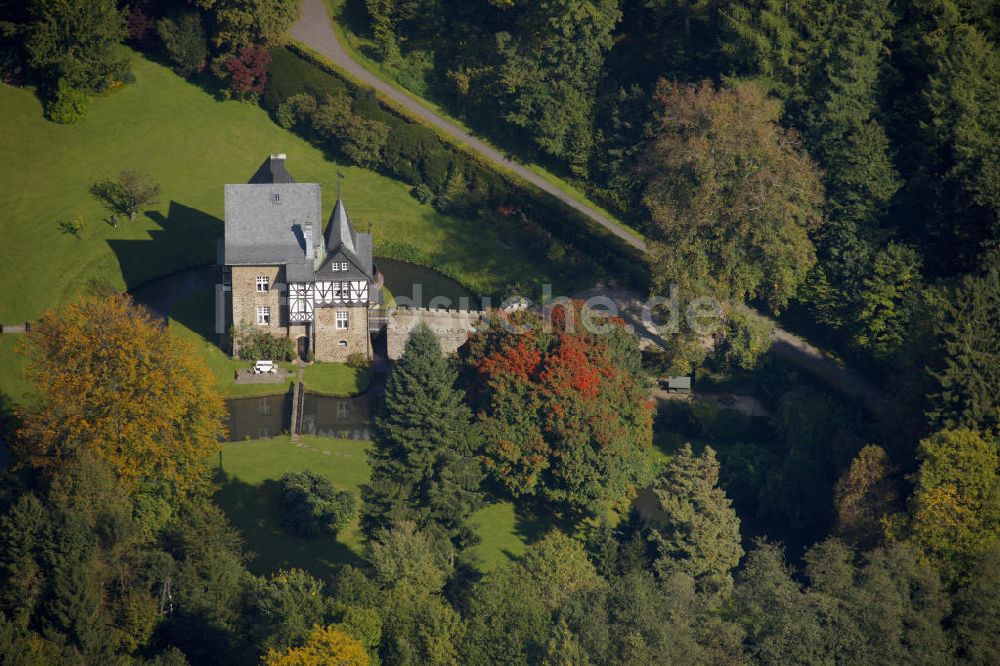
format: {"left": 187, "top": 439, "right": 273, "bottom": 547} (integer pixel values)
{"left": 324, "top": 198, "right": 357, "bottom": 255}
{"left": 317, "top": 197, "right": 373, "bottom": 278}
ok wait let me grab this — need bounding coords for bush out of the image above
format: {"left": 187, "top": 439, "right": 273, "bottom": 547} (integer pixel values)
{"left": 278, "top": 471, "right": 357, "bottom": 538}
{"left": 157, "top": 12, "right": 208, "bottom": 77}
{"left": 234, "top": 324, "right": 294, "bottom": 361}
{"left": 345, "top": 352, "right": 371, "bottom": 370}
{"left": 275, "top": 92, "right": 318, "bottom": 129}
{"left": 382, "top": 123, "right": 444, "bottom": 185}
{"left": 261, "top": 47, "right": 348, "bottom": 112}
{"left": 411, "top": 183, "right": 434, "bottom": 204}
{"left": 46, "top": 81, "right": 89, "bottom": 124}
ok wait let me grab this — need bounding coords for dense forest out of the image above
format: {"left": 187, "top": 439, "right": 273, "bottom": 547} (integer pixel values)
{"left": 1, "top": 0, "right": 1000, "bottom": 664}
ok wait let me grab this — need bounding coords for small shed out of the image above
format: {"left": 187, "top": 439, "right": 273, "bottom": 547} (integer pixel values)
{"left": 664, "top": 376, "right": 692, "bottom": 394}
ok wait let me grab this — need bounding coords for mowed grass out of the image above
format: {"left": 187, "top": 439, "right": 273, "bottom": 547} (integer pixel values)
{"left": 217, "top": 435, "right": 545, "bottom": 578}
{"left": 0, "top": 336, "right": 31, "bottom": 405}
{"left": 169, "top": 288, "right": 297, "bottom": 398}
{"left": 218, "top": 435, "right": 372, "bottom": 578}
{"left": 0, "top": 49, "right": 557, "bottom": 324}
{"left": 303, "top": 362, "right": 371, "bottom": 396}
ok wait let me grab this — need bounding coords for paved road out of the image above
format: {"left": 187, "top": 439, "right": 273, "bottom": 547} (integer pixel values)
{"left": 290, "top": 0, "right": 883, "bottom": 413}
{"left": 291, "top": 0, "right": 646, "bottom": 253}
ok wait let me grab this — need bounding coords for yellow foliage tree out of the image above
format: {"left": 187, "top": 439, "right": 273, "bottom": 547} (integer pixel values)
{"left": 15, "top": 293, "right": 226, "bottom": 498}
{"left": 263, "top": 625, "right": 370, "bottom": 666}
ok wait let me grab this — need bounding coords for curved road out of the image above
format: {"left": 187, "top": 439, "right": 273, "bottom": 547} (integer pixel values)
{"left": 292, "top": 0, "right": 645, "bottom": 253}
{"left": 290, "top": 0, "right": 883, "bottom": 414}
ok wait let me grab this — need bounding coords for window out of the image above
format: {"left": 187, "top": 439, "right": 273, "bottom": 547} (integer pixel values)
{"left": 334, "top": 282, "right": 344, "bottom": 299}
{"left": 338, "top": 341, "right": 348, "bottom": 348}
{"left": 335, "top": 311, "right": 349, "bottom": 329}
{"left": 257, "top": 306, "right": 270, "bottom": 325}
{"left": 333, "top": 261, "right": 349, "bottom": 272}
{"left": 272, "top": 192, "right": 280, "bottom": 204}
{"left": 256, "top": 275, "right": 269, "bottom": 292}
{"left": 337, "top": 402, "right": 350, "bottom": 419}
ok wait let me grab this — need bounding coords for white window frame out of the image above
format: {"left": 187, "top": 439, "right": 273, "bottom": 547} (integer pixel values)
{"left": 256, "top": 275, "right": 270, "bottom": 292}
{"left": 337, "top": 262, "right": 350, "bottom": 272}
{"left": 257, "top": 306, "right": 271, "bottom": 325}
{"left": 336, "top": 402, "right": 350, "bottom": 419}
{"left": 338, "top": 340, "right": 348, "bottom": 347}
{"left": 335, "top": 311, "right": 349, "bottom": 329}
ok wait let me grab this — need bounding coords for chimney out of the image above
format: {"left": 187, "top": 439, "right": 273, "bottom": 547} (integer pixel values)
{"left": 303, "top": 224, "right": 313, "bottom": 258}
{"left": 270, "top": 153, "right": 286, "bottom": 167}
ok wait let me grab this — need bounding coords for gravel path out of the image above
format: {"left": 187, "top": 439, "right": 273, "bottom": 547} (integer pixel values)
{"left": 290, "top": 0, "right": 883, "bottom": 414}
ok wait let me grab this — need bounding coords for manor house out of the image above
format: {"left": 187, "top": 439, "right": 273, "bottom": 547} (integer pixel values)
{"left": 219, "top": 154, "right": 382, "bottom": 362}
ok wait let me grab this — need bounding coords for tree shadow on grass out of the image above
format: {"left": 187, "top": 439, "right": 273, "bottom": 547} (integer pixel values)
{"left": 215, "top": 474, "right": 364, "bottom": 581}
{"left": 107, "top": 200, "right": 221, "bottom": 296}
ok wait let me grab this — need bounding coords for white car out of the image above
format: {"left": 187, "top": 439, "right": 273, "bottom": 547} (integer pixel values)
{"left": 253, "top": 360, "right": 277, "bottom": 374}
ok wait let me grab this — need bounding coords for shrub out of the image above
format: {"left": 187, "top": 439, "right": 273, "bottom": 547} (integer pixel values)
{"left": 345, "top": 352, "right": 371, "bottom": 370}
{"left": 234, "top": 324, "right": 294, "bottom": 361}
{"left": 46, "top": 81, "right": 89, "bottom": 124}
{"left": 278, "top": 471, "right": 357, "bottom": 538}
{"left": 157, "top": 12, "right": 208, "bottom": 77}
{"left": 382, "top": 123, "right": 443, "bottom": 184}
{"left": 411, "top": 183, "right": 434, "bottom": 204}
{"left": 275, "top": 92, "right": 318, "bottom": 129}
{"left": 311, "top": 94, "right": 388, "bottom": 168}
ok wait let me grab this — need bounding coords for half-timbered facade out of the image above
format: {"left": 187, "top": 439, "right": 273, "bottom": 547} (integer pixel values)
{"left": 221, "top": 154, "right": 382, "bottom": 362}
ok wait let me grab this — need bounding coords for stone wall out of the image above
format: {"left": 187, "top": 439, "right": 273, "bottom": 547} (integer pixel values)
{"left": 314, "top": 305, "right": 370, "bottom": 362}
{"left": 387, "top": 307, "right": 485, "bottom": 360}
{"left": 231, "top": 265, "right": 284, "bottom": 356}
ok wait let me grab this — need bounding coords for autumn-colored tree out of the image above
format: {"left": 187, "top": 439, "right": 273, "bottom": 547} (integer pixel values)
{"left": 464, "top": 302, "right": 653, "bottom": 516}
{"left": 225, "top": 44, "right": 270, "bottom": 97}
{"left": 833, "top": 445, "right": 901, "bottom": 549}
{"left": 640, "top": 79, "right": 824, "bottom": 311}
{"left": 908, "top": 428, "right": 1000, "bottom": 580}
{"left": 263, "top": 624, "right": 369, "bottom": 666}
{"left": 15, "top": 294, "right": 227, "bottom": 500}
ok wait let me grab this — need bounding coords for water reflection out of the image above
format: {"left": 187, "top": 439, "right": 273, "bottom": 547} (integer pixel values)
{"left": 225, "top": 391, "right": 373, "bottom": 442}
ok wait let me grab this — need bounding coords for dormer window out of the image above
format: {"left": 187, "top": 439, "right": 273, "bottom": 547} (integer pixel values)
{"left": 272, "top": 192, "right": 280, "bottom": 204}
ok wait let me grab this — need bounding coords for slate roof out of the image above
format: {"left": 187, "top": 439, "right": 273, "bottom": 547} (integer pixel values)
{"left": 224, "top": 155, "right": 373, "bottom": 286}
{"left": 223, "top": 182, "right": 322, "bottom": 272}
{"left": 248, "top": 154, "right": 296, "bottom": 184}
{"left": 318, "top": 198, "right": 373, "bottom": 279}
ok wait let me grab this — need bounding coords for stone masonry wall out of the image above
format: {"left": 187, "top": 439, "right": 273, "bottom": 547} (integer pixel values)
{"left": 387, "top": 308, "right": 485, "bottom": 360}
{"left": 231, "top": 265, "right": 284, "bottom": 356}
{"left": 314, "top": 305, "right": 369, "bottom": 362}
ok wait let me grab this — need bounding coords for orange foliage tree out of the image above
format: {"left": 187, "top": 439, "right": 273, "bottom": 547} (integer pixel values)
{"left": 15, "top": 293, "right": 226, "bottom": 499}
{"left": 463, "top": 301, "right": 653, "bottom": 516}
{"left": 263, "top": 625, "right": 370, "bottom": 666}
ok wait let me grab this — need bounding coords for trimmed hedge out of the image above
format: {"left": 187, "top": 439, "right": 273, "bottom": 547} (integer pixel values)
{"left": 261, "top": 46, "right": 348, "bottom": 113}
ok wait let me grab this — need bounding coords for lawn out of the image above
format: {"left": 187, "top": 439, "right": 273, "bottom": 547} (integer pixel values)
{"left": 218, "top": 435, "right": 372, "bottom": 578}
{"left": 217, "top": 434, "right": 555, "bottom": 579}
{"left": 0, "top": 48, "right": 564, "bottom": 324}
{"left": 303, "top": 362, "right": 371, "bottom": 396}
{"left": 0, "top": 336, "right": 31, "bottom": 406}
{"left": 169, "top": 288, "right": 297, "bottom": 398}
{"left": 218, "top": 435, "right": 547, "bottom": 579}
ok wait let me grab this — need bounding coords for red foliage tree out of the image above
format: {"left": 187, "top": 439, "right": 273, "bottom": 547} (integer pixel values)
{"left": 225, "top": 45, "right": 271, "bottom": 97}
{"left": 126, "top": 2, "right": 157, "bottom": 48}
{"left": 463, "top": 301, "right": 653, "bottom": 516}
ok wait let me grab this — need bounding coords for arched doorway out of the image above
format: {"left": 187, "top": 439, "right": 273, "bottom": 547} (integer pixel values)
{"left": 296, "top": 336, "right": 309, "bottom": 361}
